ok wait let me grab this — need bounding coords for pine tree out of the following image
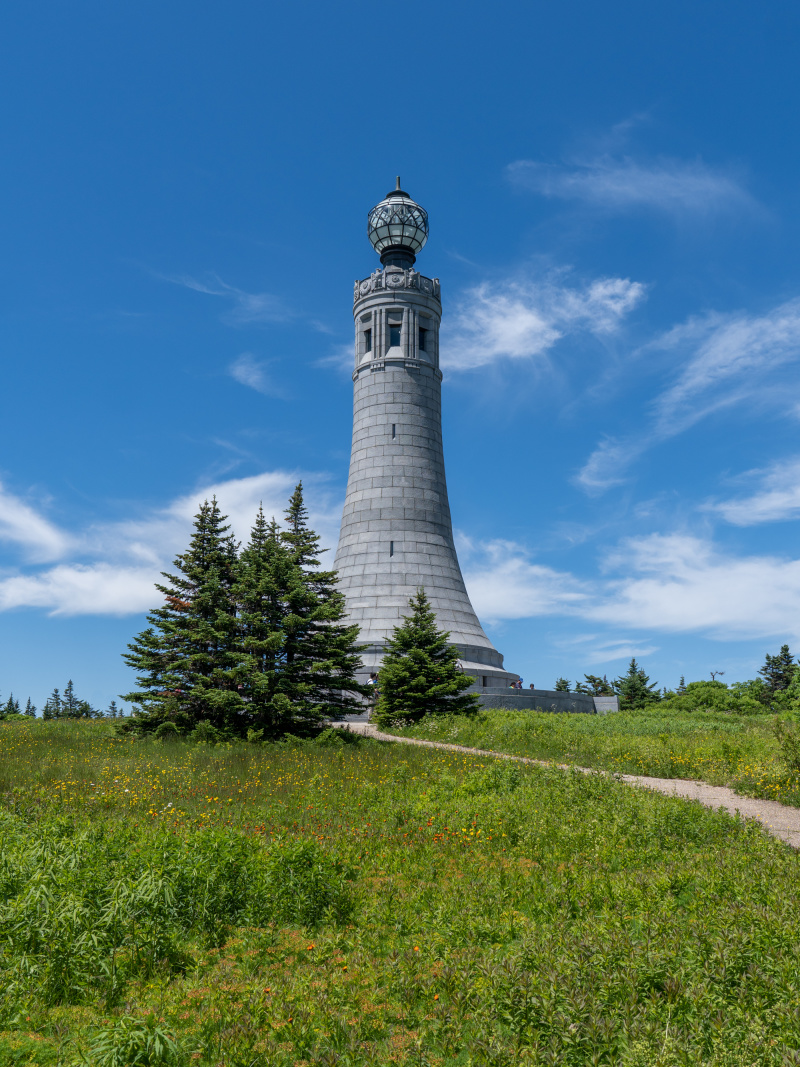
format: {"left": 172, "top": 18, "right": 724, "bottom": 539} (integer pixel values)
{"left": 24, "top": 698, "right": 36, "bottom": 717}
{"left": 59, "top": 680, "right": 94, "bottom": 719}
{"left": 123, "top": 498, "right": 242, "bottom": 735}
{"left": 2, "top": 694, "right": 20, "bottom": 716}
{"left": 278, "top": 485, "right": 367, "bottom": 724}
{"left": 374, "top": 588, "right": 479, "bottom": 725}
{"left": 42, "top": 688, "right": 61, "bottom": 720}
{"left": 758, "top": 644, "right": 796, "bottom": 696}
{"left": 574, "top": 674, "right": 614, "bottom": 695}
{"left": 677, "top": 676, "right": 687, "bottom": 693}
{"left": 106, "top": 700, "right": 121, "bottom": 718}
{"left": 613, "top": 659, "right": 661, "bottom": 710}
{"left": 554, "top": 678, "right": 571, "bottom": 692}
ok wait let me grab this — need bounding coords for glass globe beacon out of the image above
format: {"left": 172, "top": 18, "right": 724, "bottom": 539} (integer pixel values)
{"left": 367, "top": 179, "right": 428, "bottom": 266}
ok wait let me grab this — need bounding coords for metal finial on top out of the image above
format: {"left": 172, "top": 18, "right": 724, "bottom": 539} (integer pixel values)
{"left": 396, "top": 176, "right": 401, "bottom": 190}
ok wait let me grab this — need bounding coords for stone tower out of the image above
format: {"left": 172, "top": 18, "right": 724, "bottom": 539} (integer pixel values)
{"left": 334, "top": 180, "right": 517, "bottom": 688}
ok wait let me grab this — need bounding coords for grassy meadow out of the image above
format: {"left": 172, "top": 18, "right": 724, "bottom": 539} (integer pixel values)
{"left": 1, "top": 718, "right": 800, "bottom": 1065}
{"left": 387, "top": 706, "right": 800, "bottom": 807}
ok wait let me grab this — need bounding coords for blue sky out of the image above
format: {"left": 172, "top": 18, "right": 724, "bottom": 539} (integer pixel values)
{"left": 3, "top": 0, "right": 800, "bottom": 708}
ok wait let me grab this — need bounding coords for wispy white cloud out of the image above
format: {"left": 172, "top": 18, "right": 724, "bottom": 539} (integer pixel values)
{"left": 0, "top": 482, "right": 72, "bottom": 562}
{"left": 707, "top": 456, "right": 800, "bottom": 526}
{"left": 574, "top": 439, "right": 644, "bottom": 493}
{"left": 160, "top": 272, "right": 290, "bottom": 325}
{"left": 654, "top": 299, "right": 800, "bottom": 428}
{"left": 460, "top": 537, "right": 591, "bottom": 620}
{"left": 444, "top": 273, "right": 645, "bottom": 370}
{"left": 577, "top": 298, "right": 800, "bottom": 492}
{"left": 595, "top": 534, "right": 800, "bottom": 641}
{"left": 317, "top": 342, "right": 354, "bottom": 376}
{"left": 0, "top": 565, "right": 159, "bottom": 617}
{"left": 0, "top": 471, "right": 342, "bottom": 616}
{"left": 556, "top": 633, "right": 659, "bottom": 666}
{"left": 460, "top": 532, "right": 800, "bottom": 643}
{"left": 507, "top": 155, "right": 756, "bottom": 216}
{"left": 228, "top": 353, "right": 285, "bottom": 397}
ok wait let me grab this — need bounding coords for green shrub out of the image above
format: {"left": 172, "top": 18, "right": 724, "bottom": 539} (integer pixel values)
{"left": 0, "top": 812, "right": 352, "bottom": 1010}
{"left": 253, "top": 836, "right": 353, "bottom": 927}
{"left": 153, "top": 722, "right": 180, "bottom": 741}
{"left": 775, "top": 717, "right": 800, "bottom": 773}
{"left": 75, "top": 1016, "right": 182, "bottom": 1067}
{"left": 661, "top": 679, "right": 763, "bottom": 714}
{"left": 189, "top": 721, "right": 220, "bottom": 744}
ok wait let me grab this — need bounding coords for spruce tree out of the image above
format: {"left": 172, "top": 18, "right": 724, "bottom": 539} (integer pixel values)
{"left": 106, "top": 700, "right": 120, "bottom": 718}
{"left": 374, "top": 588, "right": 479, "bottom": 725}
{"left": 758, "top": 644, "right": 796, "bottom": 697}
{"left": 613, "top": 659, "right": 661, "bottom": 710}
{"left": 59, "top": 680, "right": 94, "bottom": 719}
{"left": 554, "top": 678, "right": 571, "bottom": 692}
{"left": 24, "top": 698, "right": 36, "bottom": 717}
{"left": 123, "top": 498, "right": 242, "bottom": 735}
{"left": 2, "top": 694, "right": 20, "bottom": 716}
{"left": 42, "top": 688, "right": 61, "bottom": 720}
{"left": 234, "top": 508, "right": 307, "bottom": 735}
{"left": 278, "top": 485, "right": 367, "bottom": 723}
{"left": 677, "top": 676, "right": 687, "bottom": 693}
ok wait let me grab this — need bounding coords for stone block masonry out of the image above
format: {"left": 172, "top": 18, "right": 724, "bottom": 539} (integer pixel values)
{"left": 335, "top": 262, "right": 517, "bottom": 687}
{"left": 475, "top": 689, "right": 620, "bottom": 714}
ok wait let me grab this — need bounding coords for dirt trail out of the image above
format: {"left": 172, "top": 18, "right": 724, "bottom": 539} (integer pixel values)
{"left": 337, "top": 722, "right": 800, "bottom": 850}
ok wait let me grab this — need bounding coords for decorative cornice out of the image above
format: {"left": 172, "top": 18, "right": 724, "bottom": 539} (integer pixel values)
{"left": 354, "top": 267, "right": 440, "bottom": 305}
{"left": 353, "top": 358, "right": 443, "bottom": 382}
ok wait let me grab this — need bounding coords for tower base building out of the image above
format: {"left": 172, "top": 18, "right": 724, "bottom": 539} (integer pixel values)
{"left": 334, "top": 182, "right": 517, "bottom": 690}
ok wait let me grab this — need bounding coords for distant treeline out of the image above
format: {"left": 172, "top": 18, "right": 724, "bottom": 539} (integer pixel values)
{"left": 554, "top": 645, "right": 800, "bottom": 712}
{"left": 0, "top": 680, "right": 125, "bottom": 721}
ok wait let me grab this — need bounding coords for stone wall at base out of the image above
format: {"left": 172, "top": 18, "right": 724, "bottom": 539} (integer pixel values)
{"left": 475, "top": 688, "right": 619, "bottom": 715}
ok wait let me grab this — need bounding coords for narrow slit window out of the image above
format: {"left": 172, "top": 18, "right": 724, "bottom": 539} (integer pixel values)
{"left": 418, "top": 326, "right": 427, "bottom": 351}
{"left": 391, "top": 423, "right": 396, "bottom": 439}
{"left": 364, "top": 328, "right": 372, "bottom": 352}
{"left": 389, "top": 541, "right": 394, "bottom": 557}
{"left": 482, "top": 676, "right": 487, "bottom": 687}
{"left": 389, "top": 323, "right": 401, "bottom": 347}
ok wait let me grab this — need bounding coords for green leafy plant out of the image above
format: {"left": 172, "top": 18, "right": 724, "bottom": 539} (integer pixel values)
{"left": 254, "top": 835, "right": 354, "bottom": 928}
{"left": 75, "top": 1016, "right": 182, "bottom": 1067}
{"left": 774, "top": 716, "right": 800, "bottom": 773}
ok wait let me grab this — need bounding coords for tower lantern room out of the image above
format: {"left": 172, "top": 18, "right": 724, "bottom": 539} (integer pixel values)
{"left": 367, "top": 177, "right": 429, "bottom": 268}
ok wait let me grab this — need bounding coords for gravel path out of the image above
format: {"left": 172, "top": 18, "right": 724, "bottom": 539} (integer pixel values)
{"left": 336, "top": 721, "right": 800, "bottom": 850}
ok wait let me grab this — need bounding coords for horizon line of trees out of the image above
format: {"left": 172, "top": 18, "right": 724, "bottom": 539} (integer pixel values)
{"left": 553, "top": 644, "right": 800, "bottom": 711}
{"left": 0, "top": 681, "right": 126, "bottom": 721}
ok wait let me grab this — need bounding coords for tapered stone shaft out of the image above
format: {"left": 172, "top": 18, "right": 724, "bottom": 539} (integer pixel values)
{"left": 334, "top": 184, "right": 516, "bottom": 687}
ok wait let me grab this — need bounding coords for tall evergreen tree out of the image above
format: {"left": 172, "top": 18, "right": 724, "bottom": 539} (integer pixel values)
{"left": 677, "top": 676, "right": 687, "bottom": 693}
{"left": 106, "top": 700, "right": 121, "bottom": 718}
{"left": 2, "top": 694, "right": 20, "bottom": 716}
{"left": 42, "top": 688, "right": 61, "bottom": 720}
{"left": 24, "top": 698, "right": 36, "bottom": 717}
{"left": 613, "top": 659, "right": 661, "bottom": 710}
{"left": 123, "top": 498, "right": 242, "bottom": 734}
{"left": 758, "top": 644, "right": 796, "bottom": 697}
{"left": 234, "top": 508, "right": 307, "bottom": 735}
{"left": 278, "top": 485, "right": 367, "bottom": 722}
{"left": 374, "top": 588, "right": 479, "bottom": 725}
{"left": 554, "top": 678, "right": 571, "bottom": 692}
{"left": 60, "top": 680, "right": 94, "bottom": 718}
